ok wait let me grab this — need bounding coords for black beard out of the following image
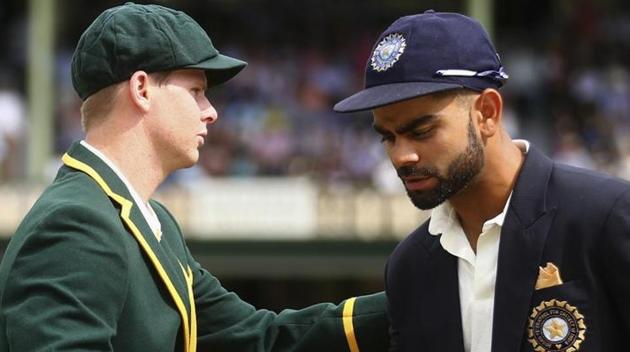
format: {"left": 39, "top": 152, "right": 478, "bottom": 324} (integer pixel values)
{"left": 397, "top": 117, "right": 484, "bottom": 210}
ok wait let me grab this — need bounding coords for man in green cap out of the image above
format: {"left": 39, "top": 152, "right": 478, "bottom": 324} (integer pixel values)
{"left": 0, "top": 3, "right": 388, "bottom": 351}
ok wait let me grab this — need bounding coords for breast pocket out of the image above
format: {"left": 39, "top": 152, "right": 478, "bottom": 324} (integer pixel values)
{"left": 522, "top": 280, "right": 591, "bottom": 352}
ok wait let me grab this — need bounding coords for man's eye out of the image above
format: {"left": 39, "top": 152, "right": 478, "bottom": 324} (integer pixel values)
{"left": 410, "top": 128, "right": 433, "bottom": 139}
{"left": 380, "top": 134, "right": 394, "bottom": 143}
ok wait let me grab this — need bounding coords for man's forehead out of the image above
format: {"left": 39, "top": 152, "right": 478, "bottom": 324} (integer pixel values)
{"left": 170, "top": 69, "right": 208, "bottom": 85}
{"left": 372, "top": 93, "right": 455, "bottom": 123}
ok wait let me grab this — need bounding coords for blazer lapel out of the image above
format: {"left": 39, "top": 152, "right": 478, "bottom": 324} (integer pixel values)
{"left": 61, "top": 142, "right": 194, "bottom": 352}
{"left": 418, "top": 233, "right": 465, "bottom": 352}
{"left": 127, "top": 202, "right": 191, "bottom": 304}
{"left": 492, "top": 147, "right": 557, "bottom": 352}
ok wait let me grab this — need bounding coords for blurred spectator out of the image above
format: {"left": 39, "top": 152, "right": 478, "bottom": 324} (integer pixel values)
{"left": 0, "top": 70, "right": 25, "bottom": 182}
{"left": 3, "top": 0, "right": 630, "bottom": 185}
{"left": 553, "top": 131, "right": 597, "bottom": 170}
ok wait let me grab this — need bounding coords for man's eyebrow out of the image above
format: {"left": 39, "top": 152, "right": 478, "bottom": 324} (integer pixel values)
{"left": 199, "top": 78, "right": 208, "bottom": 90}
{"left": 372, "top": 115, "right": 437, "bottom": 135}
{"left": 395, "top": 115, "right": 437, "bottom": 134}
{"left": 372, "top": 123, "right": 389, "bottom": 135}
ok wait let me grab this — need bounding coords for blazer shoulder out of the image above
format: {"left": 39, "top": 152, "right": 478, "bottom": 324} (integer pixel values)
{"left": 4, "top": 172, "right": 131, "bottom": 282}
{"left": 550, "top": 163, "right": 630, "bottom": 205}
{"left": 389, "top": 221, "right": 431, "bottom": 265}
{"left": 14, "top": 171, "right": 127, "bottom": 245}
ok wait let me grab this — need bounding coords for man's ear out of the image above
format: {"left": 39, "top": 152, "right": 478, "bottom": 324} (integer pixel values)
{"left": 128, "top": 71, "right": 151, "bottom": 112}
{"left": 474, "top": 88, "right": 502, "bottom": 138}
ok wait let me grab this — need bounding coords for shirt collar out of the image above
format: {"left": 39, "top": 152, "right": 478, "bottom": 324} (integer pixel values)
{"left": 427, "top": 192, "right": 511, "bottom": 264}
{"left": 80, "top": 140, "right": 162, "bottom": 240}
{"left": 513, "top": 139, "right": 530, "bottom": 153}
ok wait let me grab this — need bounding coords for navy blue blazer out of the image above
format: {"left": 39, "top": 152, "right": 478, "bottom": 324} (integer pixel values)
{"left": 386, "top": 146, "right": 630, "bottom": 351}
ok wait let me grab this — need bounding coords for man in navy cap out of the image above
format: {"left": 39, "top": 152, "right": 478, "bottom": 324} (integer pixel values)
{"left": 335, "top": 10, "right": 630, "bottom": 352}
{"left": 0, "top": 3, "right": 389, "bottom": 351}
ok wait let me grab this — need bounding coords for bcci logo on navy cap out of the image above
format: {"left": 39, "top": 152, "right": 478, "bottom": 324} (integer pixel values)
{"left": 334, "top": 11, "right": 508, "bottom": 113}
{"left": 370, "top": 33, "right": 406, "bottom": 72}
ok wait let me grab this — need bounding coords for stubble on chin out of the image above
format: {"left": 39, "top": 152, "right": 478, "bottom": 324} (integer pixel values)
{"left": 403, "top": 117, "right": 484, "bottom": 210}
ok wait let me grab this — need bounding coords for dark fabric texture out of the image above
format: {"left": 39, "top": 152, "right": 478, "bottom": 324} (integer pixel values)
{"left": 386, "top": 145, "right": 630, "bottom": 351}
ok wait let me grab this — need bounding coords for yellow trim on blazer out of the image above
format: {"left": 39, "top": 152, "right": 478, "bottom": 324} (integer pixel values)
{"left": 342, "top": 297, "right": 359, "bottom": 352}
{"left": 179, "top": 262, "right": 198, "bottom": 352}
{"left": 63, "top": 153, "right": 195, "bottom": 352}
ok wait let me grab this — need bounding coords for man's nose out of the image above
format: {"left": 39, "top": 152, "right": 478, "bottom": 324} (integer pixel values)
{"left": 390, "top": 140, "right": 420, "bottom": 168}
{"left": 201, "top": 99, "right": 218, "bottom": 124}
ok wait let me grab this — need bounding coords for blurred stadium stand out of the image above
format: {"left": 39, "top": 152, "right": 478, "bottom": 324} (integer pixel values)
{"left": 1, "top": 0, "right": 630, "bottom": 307}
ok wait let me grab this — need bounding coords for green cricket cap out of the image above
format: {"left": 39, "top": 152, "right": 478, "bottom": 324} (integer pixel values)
{"left": 71, "top": 2, "right": 247, "bottom": 100}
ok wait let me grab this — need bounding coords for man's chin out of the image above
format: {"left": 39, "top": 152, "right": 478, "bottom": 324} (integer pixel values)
{"left": 406, "top": 190, "right": 448, "bottom": 210}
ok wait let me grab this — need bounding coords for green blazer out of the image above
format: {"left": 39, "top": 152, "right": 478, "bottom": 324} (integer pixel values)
{"left": 0, "top": 142, "right": 389, "bottom": 352}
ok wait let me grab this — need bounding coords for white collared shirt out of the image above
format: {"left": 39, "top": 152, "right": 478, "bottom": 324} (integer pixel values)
{"left": 427, "top": 139, "right": 529, "bottom": 352}
{"left": 80, "top": 140, "right": 162, "bottom": 241}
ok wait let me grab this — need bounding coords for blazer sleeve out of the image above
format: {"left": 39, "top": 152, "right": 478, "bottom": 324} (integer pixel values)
{"left": 602, "top": 188, "right": 630, "bottom": 334}
{"left": 383, "top": 261, "right": 400, "bottom": 352}
{"left": 149, "top": 200, "right": 389, "bottom": 352}
{"left": 188, "top": 252, "right": 389, "bottom": 352}
{"left": 1, "top": 204, "right": 128, "bottom": 351}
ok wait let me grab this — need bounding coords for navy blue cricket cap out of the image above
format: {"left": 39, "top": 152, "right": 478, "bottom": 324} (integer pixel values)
{"left": 334, "top": 10, "right": 508, "bottom": 113}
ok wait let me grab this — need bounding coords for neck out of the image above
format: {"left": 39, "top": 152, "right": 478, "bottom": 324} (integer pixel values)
{"left": 449, "top": 137, "right": 524, "bottom": 251}
{"left": 86, "top": 130, "right": 167, "bottom": 203}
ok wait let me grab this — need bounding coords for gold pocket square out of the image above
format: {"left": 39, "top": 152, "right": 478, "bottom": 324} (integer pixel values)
{"left": 535, "top": 262, "right": 563, "bottom": 290}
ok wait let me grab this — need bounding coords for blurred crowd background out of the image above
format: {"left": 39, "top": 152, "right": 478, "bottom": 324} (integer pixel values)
{"left": 2, "top": 0, "right": 630, "bottom": 187}
{"left": 1, "top": 0, "right": 630, "bottom": 307}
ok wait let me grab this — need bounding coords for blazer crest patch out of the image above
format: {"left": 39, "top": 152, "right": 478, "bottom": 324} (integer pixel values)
{"left": 528, "top": 299, "right": 586, "bottom": 352}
